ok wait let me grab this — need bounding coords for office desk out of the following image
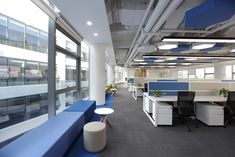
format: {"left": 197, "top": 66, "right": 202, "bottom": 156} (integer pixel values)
{"left": 132, "top": 86, "right": 144, "bottom": 100}
{"left": 143, "top": 93, "right": 226, "bottom": 127}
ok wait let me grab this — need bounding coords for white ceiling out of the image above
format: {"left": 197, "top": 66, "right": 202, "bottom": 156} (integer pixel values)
{"left": 51, "top": 0, "right": 116, "bottom": 65}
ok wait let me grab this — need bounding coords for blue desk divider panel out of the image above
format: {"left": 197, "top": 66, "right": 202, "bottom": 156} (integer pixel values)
{"left": 0, "top": 112, "right": 85, "bottom": 157}
{"left": 222, "top": 80, "right": 235, "bottom": 82}
{"left": 148, "top": 82, "right": 189, "bottom": 96}
{"left": 64, "top": 100, "right": 96, "bottom": 123}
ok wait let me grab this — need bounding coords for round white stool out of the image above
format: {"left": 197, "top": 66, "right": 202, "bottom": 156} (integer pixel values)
{"left": 83, "top": 121, "right": 106, "bottom": 152}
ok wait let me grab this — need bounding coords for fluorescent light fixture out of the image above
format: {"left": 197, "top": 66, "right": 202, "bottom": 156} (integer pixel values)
{"left": 166, "top": 57, "right": 177, "bottom": 61}
{"left": 192, "top": 43, "right": 215, "bottom": 50}
{"left": 185, "top": 58, "right": 197, "bottom": 61}
{"left": 134, "top": 59, "right": 145, "bottom": 62}
{"left": 162, "top": 37, "right": 235, "bottom": 43}
{"left": 168, "top": 66, "right": 176, "bottom": 68}
{"left": 154, "top": 59, "right": 165, "bottom": 62}
{"left": 230, "top": 49, "right": 235, "bottom": 52}
{"left": 168, "top": 63, "right": 177, "bottom": 65}
{"left": 86, "top": 21, "right": 93, "bottom": 26}
{"left": 139, "top": 63, "right": 147, "bottom": 65}
{"left": 93, "top": 33, "right": 98, "bottom": 37}
{"left": 182, "top": 63, "right": 192, "bottom": 65}
{"left": 157, "top": 42, "right": 178, "bottom": 50}
{"left": 157, "top": 66, "right": 164, "bottom": 68}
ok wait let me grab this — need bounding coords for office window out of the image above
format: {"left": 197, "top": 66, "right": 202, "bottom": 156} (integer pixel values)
{"left": 56, "top": 52, "right": 77, "bottom": 90}
{"left": 40, "top": 63, "right": 48, "bottom": 84}
{"left": 55, "top": 28, "right": 80, "bottom": 112}
{"left": 8, "top": 59, "right": 25, "bottom": 86}
{"left": 0, "top": 15, "right": 7, "bottom": 44}
{"left": 178, "top": 71, "right": 182, "bottom": 78}
{"left": 225, "top": 65, "right": 232, "bottom": 80}
{"left": 205, "top": 67, "right": 214, "bottom": 80}
{"left": 0, "top": 57, "right": 8, "bottom": 86}
{"left": 39, "top": 31, "right": 48, "bottom": 53}
{"left": 81, "top": 41, "right": 89, "bottom": 99}
{"left": 56, "top": 29, "right": 77, "bottom": 54}
{"left": 8, "top": 19, "right": 25, "bottom": 48}
{"left": 0, "top": 0, "right": 49, "bottom": 132}
{"left": 189, "top": 75, "right": 196, "bottom": 79}
{"left": 196, "top": 68, "right": 204, "bottom": 79}
{"left": 25, "top": 61, "right": 41, "bottom": 85}
{"left": 25, "top": 26, "right": 39, "bottom": 51}
{"left": 182, "top": 70, "right": 188, "bottom": 79}
{"left": 7, "top": 97, "right": 26, "bottom": 127}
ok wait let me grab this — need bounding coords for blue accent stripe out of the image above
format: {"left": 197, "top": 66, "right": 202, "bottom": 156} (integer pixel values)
{"left": 222, "top": 80, "right": 235, "bottom": 82}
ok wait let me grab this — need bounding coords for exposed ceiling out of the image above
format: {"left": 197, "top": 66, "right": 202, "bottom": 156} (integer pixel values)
{"left": 105, "top": 0, "right": 235, "bottom": 68}
{"left": 51, "top": 0, "right": 116, "bottom": 65}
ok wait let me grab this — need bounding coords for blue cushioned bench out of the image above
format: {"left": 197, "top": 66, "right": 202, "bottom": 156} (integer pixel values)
{"left": 0, "top": 112, "right": 85, "bottom": 157}
{"left": 64, "top": 100, "right": 96, "bottom": 123}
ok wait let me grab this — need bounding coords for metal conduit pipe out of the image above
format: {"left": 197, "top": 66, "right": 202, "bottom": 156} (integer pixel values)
{"left": 136, "top": 0, "right": 171, "bottom": 44}
{"left": 125, "top": 0, "right": 183, "bottom": 67}
{"left": 125, "top": 0, "right": 171, "bottom": 67}
{"left": 125, "top": 0, "right": 155, "bottom": 61}
{"left": 143, "top": 0, "right": 184, "bottom": 44}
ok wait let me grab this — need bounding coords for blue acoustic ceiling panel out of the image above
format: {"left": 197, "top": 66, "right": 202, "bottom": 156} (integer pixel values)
{"left": 200, "top": 43, "right": 224, "bottom": 52}
{"left": 171, "top": 44, "right": 190, "bottom": 52}
{"left": 185, "top": 0, "right": 235, "bottom": 29}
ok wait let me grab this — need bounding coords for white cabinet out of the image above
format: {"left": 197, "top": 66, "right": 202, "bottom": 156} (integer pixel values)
{"left": 143, "top": 94, "right": 152, "bottom": 113}
{"left": 153, "top": 102, "right": 172, "bottom": 125}
{"left": 196, "top": 103, "right": 224, "bottom": 126}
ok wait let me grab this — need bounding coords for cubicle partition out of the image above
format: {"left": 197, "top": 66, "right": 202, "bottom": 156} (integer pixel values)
{"left": 148, "top": 81, "right": 189, "bottom": 96}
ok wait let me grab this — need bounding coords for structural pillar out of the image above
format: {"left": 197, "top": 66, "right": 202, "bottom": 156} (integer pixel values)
{"left": 106, "top": 64, "right": 115, "bottom": 84}
{"left": 90, "top": 44, "right": 105, "bottom": 105}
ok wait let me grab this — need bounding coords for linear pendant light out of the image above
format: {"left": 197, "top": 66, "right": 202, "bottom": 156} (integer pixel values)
{"left": 162, "top": 37, "right": 235, "bottom": 43}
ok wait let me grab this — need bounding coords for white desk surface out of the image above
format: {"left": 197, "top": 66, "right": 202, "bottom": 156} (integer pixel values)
{"left": 144, "top": 93, "right": 227, "bottom": 102}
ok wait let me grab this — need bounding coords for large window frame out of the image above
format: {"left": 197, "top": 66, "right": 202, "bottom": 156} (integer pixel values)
{"left": 48, "top": 21, "right": 81, "bottom": 117}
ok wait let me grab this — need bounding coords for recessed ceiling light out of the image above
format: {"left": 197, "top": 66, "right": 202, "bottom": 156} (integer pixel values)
{"left": 186, "top": 58, "right": 197, "bottom": 61}
{"left": 134, "top": 59, "right": 145, "bottom": 62}
{"left": 86, "top": 21, "right": 93, "bottom": 26}
{"left": 166, "top": 57, "right": 177, "bottom": 61}
{"left": 182, "top": 63, "right": 192, "bottom": 65}
{"left": 157, "top": 42, "right": 178, "bottom": 50}
{"left": 93, "top": 33, "right": 98, "bottom": 37}
{"left": 154, "top": 59, "right": 165, "bottom": 62}
{"left": 168, "top": 63, "right": 177, "bottom": 65}
{"left": 162, "top": 37, "right": 235, "bottom": 43}
{"left": 192, "top": 43, "right": 215, "bottom": 50}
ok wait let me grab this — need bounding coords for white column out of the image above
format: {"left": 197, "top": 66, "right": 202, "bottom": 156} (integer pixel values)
{"left": 106, "top": 64, "right": 115, "bottom": 84}
{"left": 90, "top": 44, "right": 105, "bottom": 105}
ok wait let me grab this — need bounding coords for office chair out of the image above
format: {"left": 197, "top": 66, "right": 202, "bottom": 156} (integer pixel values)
{"left": 142, "top": 83, "right": 148, "bottom": 93}
{"left": 224, "top": 91, "right": 235, "bottom": 128}
{"left": 177, "top": 91, "right": 197, "bottom": 132}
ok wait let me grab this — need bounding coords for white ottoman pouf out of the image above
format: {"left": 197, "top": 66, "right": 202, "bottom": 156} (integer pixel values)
{"left": 83, "top": 121, "right": 106, "bottom": 152}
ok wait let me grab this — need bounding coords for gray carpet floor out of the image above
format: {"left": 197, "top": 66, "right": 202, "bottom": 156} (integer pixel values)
{"left": 100, "top": 88, "right": 235, "bottom": 157}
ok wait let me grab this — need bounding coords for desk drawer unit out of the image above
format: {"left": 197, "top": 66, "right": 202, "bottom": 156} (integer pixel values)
{"left": 143, "top": 95, "right": 152, "bottom": 113}
{"left": 196, "top": 103, "right": 224, "bottom": 126}
{"left": 153, "top": 102, "right": 172, "bottom": 125}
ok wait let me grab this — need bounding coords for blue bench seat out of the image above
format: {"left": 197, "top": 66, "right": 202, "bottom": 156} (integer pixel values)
{"left": 64, "top": 100, "right": 96, "bottom": 123}
{"left": 0, "top": 112, "right": 85, "bottom": 157}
